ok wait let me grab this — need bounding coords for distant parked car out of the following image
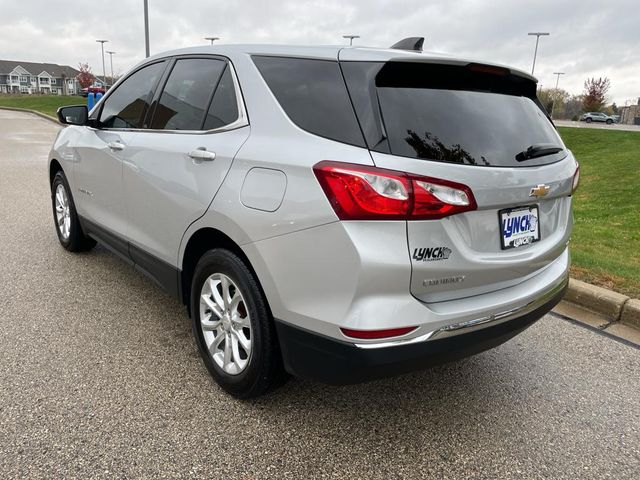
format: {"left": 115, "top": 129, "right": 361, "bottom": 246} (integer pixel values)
{"left": 579, "top": 112, "right": 614, "bottom": 124}
{"left": 79, "top": 86, "right": 106, "bottom": 97}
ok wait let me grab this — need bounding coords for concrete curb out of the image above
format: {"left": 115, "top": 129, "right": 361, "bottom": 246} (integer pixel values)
{"left": 621, "top": 299, "right": 640, "bottom": 329}
{"left": 0, "top": 106, "right": 59, "bottom": 124}
{"left": 564, "top": 278, "right": 639, "bottom": 329}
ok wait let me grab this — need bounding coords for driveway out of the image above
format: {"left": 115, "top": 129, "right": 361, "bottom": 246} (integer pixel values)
{"left": 1, "top": 109, "right": 639, "bottom": 479}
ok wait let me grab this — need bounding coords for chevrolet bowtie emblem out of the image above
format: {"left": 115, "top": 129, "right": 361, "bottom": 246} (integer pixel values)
{"left": 529, "top": 184, "right": 550, "bottom": 197}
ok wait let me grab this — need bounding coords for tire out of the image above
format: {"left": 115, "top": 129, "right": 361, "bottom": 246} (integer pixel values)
{"left": 585, "top": 117, "right": 593, "bottom": 123}
{"left": 606, "top": 119, "right": 613, "bottom": 124}
{"left": 190, "top": 249, "right": 286, "bottom": 398}
{"left": 51, "top": 171, "right": 96, "bottom": 252}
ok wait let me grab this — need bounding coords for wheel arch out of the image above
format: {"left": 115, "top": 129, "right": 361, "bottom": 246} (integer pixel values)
{"left": 180, "top": 228, "right": 266, "bottom": 312}
{"left": 49, "top": 158, "right": 64, "bottom": 186}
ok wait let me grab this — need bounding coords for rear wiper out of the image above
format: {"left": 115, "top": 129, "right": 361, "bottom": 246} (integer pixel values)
{"left": 516, "top": 143, "right": 564, "bottom": 162}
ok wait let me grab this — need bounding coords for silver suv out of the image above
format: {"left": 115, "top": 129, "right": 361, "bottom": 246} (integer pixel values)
{"left": 580, "top": 112, "right": 614, "bottom": 124}
{"left": 50, "top": 42, "right": 578, "bottom": 398}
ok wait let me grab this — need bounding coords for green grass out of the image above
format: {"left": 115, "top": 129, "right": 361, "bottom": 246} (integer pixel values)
{"left": 0, "top": 94, "right": 85, "bottom": 118}
{"left": 558, "top": 127, "right": 640, "bottom": 297}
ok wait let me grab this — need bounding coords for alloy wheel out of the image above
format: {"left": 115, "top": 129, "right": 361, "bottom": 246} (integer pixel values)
{"left": 199, "top": 273, "right": 252, "bottom": 375}
{"left": 55, "top": 183, "right": 71, "bottom": 240}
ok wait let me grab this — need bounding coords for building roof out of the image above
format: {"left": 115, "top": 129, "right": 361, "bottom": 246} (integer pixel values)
{"left": 0, "top": 60, "right": 80, "bottom": 78}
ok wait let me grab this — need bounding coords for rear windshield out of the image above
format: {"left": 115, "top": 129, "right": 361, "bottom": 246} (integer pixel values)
{"left": 341, "top": 62, "right": 565, "bottom": 167}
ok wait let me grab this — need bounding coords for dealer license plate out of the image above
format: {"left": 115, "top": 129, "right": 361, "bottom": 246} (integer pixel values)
{"left": 499, "top": 205, "right": 540, "bottom": 250}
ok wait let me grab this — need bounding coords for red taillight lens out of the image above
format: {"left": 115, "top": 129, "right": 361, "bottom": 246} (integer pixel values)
{"left": 313, "top": 161, "right": 476, "bottom": 220}
{"left": 572, "top": 163, "right": 580, "bottom": 194}
{"left": 412, "top": 178, "right": 477, "bottom": 220}
{"left": 340, "top": 326, "right": 417, "bottom": 340}
{"left": 313, "top": 161, "right": 410, "bottom": 219}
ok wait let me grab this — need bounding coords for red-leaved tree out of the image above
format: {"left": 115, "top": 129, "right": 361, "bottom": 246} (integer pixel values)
{"left": 76, "top": 63, "right": 95, "bottom": 89}
{"left": 582, "top": 77, "right": 611, "bottom": 112}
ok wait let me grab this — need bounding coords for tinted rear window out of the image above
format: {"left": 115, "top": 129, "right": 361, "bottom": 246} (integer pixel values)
{"left": 342, "top": 62, "right": 565, "bottom": 167}
{"left": 203, "top": 65, "right": 239, "bottom": 130}
{"left": 253, "top": 56, "right": 365, "bottom": 147}
{"left": 151, "top": 58, "right": 225, "bottom": 130}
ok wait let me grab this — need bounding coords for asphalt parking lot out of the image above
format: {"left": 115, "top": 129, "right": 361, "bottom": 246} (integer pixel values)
{"left": 1, "top": 109, "right": 639, "bottom": 479}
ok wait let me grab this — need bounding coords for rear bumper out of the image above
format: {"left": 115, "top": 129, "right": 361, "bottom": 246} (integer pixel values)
{"left": 275, "top": 279, "right": 567, "bottom": 385}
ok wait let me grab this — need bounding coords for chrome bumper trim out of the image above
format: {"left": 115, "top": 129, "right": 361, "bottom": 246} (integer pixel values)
{"left": 354, "top": 274, "right": 568, "bottom": 350}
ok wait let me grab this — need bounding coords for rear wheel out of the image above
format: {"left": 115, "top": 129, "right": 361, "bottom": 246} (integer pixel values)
{"left": 190, "top": 249, "right": 285, "bottom": 398}
{"left": 51, "top": 171, "right": 96, "bottom": 252}
{"left": 585, "top": 117, "right": 593, "bottom": 123}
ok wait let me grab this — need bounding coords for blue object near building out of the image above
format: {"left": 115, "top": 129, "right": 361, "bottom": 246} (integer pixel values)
{"left": 87, "top": 92, "right": 95, "bottom": 110}
{"left": 96, "top": 92, "right": 103, "bottom": 102}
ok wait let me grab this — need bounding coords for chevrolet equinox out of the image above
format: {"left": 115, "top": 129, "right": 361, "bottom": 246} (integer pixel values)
{"left": 50, "top": 40, "right": 578, "bottom": 398}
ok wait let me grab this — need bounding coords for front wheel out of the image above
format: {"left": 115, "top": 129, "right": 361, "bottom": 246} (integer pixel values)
{"left": 51, "top": 171, "right": 96, "bottom": 252}
{"left": 606, "top": 119, "right": 613, "bottom": 124}
{"left": 190, "top": 249, "right": 286, "bottom": 398}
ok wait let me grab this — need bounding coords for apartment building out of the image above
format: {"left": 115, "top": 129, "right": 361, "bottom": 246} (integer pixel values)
{"left": 0, "top": 60, "right": 81, "bottom": 95}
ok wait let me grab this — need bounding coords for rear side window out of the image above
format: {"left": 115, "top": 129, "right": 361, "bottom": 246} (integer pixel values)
{"left": 342, "top": 62, "right": 565, "bottom": 167}
{"left": 151, "top": 58, "right": 226, "bottom": 130}
{"left": 253, "top": 56, "right": 365, "bottom": 147}
{"left": 99, "top": 61, "right": 165, "bottom": 128}
{"left": 203, "top": 66, "right": 239, "bottom": 130}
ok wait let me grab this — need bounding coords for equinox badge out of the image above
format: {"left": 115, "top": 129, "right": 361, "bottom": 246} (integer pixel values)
{"left": 529, "top": 184, "right": 550, "bottom": 198}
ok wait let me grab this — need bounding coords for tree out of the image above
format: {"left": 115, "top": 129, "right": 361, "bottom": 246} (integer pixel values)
{"left": 537, "top": 88, "right": 555, "bottom": 114}
{"left": 565, "top": 95, "right": 585, "bottom": 120}
{"left": 76, "top": 63, "right": 95, "bottom": 89}
{"left": 538, "top": 88, "right": 570, "bottom": 118}
{"left": 582, "top": 77, "right": 610, "bottom": 112}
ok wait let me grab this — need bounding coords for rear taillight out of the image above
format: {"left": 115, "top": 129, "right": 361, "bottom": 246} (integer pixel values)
{"left": 340, "top": 326, "right": 417, "bottom": 340}
{"left": 572, "top": 163, "right": 580, "bottom": 194}
{"left": 313, "top": 161, "right": 476, "bottom": 220}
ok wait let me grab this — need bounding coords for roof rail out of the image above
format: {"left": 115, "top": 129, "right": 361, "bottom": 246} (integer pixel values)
{"left": 389, "top": 37, "right": 424, "bottom": 52}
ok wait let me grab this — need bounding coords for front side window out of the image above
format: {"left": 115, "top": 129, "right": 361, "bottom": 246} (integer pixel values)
{"left": 99, "top": 61, "right": 165, "bottom": 129}
{"left": 151, "top": 58, "right": 226, "bottom": 130}
{"left": 252, "top": 56, "right": 365, "bottom": 147}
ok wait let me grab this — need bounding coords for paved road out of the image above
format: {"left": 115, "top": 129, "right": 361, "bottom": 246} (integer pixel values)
{"left": 1, "top": 109, "right": 639, "bottom": 479}
{"left": 555, "top": 119, "right": 640, "bottom": 132}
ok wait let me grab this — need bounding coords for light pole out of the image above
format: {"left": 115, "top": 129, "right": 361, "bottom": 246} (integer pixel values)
{"left": 551, "top": 72, "right": 565, "bottom": 119}
{"left": 106, "top": 51, "right": 116, "bottom": 87}
{"left": 528, "top": 32, "right": 549, "bottom": 76}
{"left": 96, "top": 39, "right": 108, "bottom": 88}
{"left": 343, "top": 35, "right": 360, "bottom": 46}
{"left": 143, "top": 0, "right": 150, "bottom": 57}
{"left": 204, "top": 37, "right": 220, "bottom": 44}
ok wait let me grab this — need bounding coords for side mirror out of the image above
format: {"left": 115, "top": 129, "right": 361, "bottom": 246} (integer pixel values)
{"left": 57, "top": 105, "right": 88, "bottom": 126}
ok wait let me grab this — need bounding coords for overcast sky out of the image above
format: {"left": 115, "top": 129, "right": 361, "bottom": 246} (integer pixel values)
{"left": 0, "top": 0, "right": 637, "bottom": 104}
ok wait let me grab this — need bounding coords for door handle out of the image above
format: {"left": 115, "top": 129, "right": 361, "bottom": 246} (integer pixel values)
{"left": 188, "top": 148, "right": 216, "bottom": 161}
{"left": 107, "top": 141, "right": 125, "bottom": 151}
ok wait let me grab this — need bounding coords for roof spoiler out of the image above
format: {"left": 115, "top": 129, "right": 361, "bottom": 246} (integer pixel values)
{"left": 389, "top": 37, "right": 424, "bottom": 52}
